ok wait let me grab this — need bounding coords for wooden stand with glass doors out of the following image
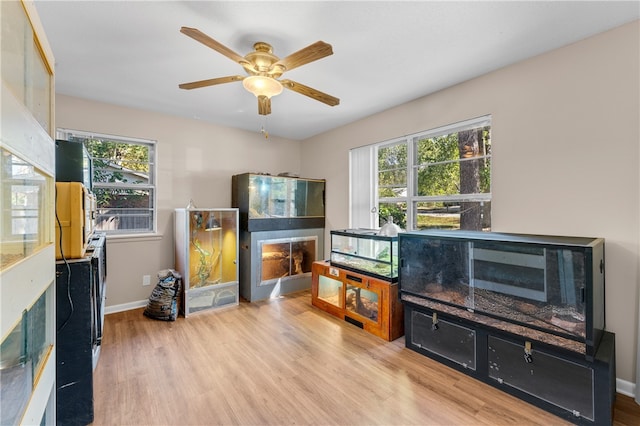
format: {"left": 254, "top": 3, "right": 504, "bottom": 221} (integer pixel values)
{"left": 311, "top": 260, "right": 404, "bottom": 341}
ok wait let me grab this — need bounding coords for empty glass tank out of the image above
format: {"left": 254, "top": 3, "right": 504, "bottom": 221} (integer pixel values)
{"left": 330, "top": 229, "right": 398, "bottom": 281}
{"left": 317, "top": 274, "right": 343, "bottom": 308}
{"left": 231, "top": 173, "right": 325, "bottom": 231}
{"left": 0, "top": 285, "right": 54, "bottom": 425}
{"left": 0, "top": 148, "right": 53, "bottom": 270}
{"left": 399, "top": 230, "right": 605, "bottom": 358}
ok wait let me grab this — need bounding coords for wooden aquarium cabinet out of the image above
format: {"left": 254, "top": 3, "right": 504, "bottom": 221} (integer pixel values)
{"left": 311, "top": 260, "right": 404, "bottom": 341}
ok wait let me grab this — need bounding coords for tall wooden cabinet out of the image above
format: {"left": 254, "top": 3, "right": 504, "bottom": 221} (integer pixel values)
{"left": 0, "top": 1, "right": 57, "bottom": 424}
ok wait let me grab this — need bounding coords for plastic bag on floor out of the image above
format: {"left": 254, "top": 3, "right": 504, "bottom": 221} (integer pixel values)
{"left": 143, "top": 269, "right": 182, "bottom": 321}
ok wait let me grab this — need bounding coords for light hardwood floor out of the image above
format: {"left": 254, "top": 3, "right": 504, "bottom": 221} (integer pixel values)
{"left": 92, "top": 291, "right": 640, "bottom": 425}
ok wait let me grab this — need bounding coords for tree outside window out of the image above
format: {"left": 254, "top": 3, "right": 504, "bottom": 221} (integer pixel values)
{"left": 376, "top": 116, "right": 491, "bottom": 231}
{"left": 58, "top": 129, "right": 157, "bottom": 235}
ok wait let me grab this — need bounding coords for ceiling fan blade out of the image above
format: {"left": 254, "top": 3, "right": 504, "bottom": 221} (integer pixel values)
{"left": 180, "top": 27, "right": 250, "bottom": 66}
{"left": 257, "top": 95, "right": 271, "bottom": 115}
{"left": 179, "top": 75, "right": 244, "bottom": 90}
{"left": 280, "top": 79, "right": 340, "bottom": 107}
{"left": 272, "top": 41, "right": 333, "bottom": 72}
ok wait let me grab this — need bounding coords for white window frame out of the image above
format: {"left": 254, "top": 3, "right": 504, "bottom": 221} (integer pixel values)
{"left": 56, "top": 128, "right": 158, "bottom": 236}
{"left": 350, "top": 115, "right": 491, "bottom": 231}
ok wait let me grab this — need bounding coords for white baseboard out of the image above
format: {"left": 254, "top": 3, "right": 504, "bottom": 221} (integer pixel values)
{"left": 102, "top": 300, "right": 639, "bottom": 402}
{"left": 617, "top": 378, "right": 635, "bottom": 398}
{"left": 105, "top": 299, "right": 147, "bottom": 314}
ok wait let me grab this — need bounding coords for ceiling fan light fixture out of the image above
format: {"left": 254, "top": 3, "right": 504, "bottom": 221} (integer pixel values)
{"left": 242, "top": 75, "right": 283, "bottom": 98}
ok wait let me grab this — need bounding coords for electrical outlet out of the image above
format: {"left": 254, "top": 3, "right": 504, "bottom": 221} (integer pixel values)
{"left": 142, "top": 275, "right": 151, "bottom": 286}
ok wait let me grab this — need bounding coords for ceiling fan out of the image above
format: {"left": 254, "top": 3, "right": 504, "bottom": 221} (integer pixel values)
{"left": 178, "top": 27, "right": 340, "bottom": 115}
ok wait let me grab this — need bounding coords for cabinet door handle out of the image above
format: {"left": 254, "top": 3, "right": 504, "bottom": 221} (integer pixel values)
{"left": 346, "top": 274, "right": 362, "bottom": 283}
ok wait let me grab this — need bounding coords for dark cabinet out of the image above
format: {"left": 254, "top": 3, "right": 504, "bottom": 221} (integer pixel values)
{"left": 405, "top": 303, "right": 615, "bottom": 425}
{"left": 56, "top": 233, "right": 107, "bottom": 426}
{"left": 399, "top": 230, "right": 605, "bottom": 360}
{"left": 398, "top": 230, "right": 614, "bottom": 425}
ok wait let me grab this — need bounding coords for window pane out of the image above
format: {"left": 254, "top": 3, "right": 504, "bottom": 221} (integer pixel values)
{"left": 413, "top": 200, "right": 491, "bottom": 231}
{"left": 378, "top": 143, "right": 407, "bottom": 198}
{"left": 415, "top": 128, "right": 491, "bottom": 198}
{"left": 61, "top": 129, "right": 157, "bottom": 234}
{"left": 83, "top": 139, "right": 150, "bottom": 186}
{"left": 417, "top": 156, "right": 491, "bottom": 197}
{"left": 93, "top": 188, "right": 153, "bottom": 233}
{"left": 416, "top": 161, "right": 460, "bottom": 196}
{"left": 378, "top": 202, "right": 406, "bottom": 229}
{"left": 378, "top": 169, "right": 407, "bottom": 197}
{"left": 11, "top": 185, "right": 40, "bottom": 234}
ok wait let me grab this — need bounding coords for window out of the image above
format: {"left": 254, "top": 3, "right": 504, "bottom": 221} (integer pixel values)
{"left": 57, "top": 129, "right": 157, "bottom": 235}
{"left": 351, "top": 115, "right": 491, "bottom": 231}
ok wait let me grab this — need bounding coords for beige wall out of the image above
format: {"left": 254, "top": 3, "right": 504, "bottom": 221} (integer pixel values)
{"left": 302, "top": 20, "right": 640, "bottom": 383}
{"left": 56, "top": 95, "right": 302, "bottom": 308}
{"left": 56, "top": 20, "right": 639, "bottom": 383}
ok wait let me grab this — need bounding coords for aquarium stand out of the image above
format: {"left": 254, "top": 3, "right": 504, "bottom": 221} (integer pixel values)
{"left": 231, "top": 173, "right": 326, "bottom": 301}
{"left": 402, "top": 299, "right": 616, "bottom": 426}
{"left": 311, "top": 261, "right": 404, "bottom": 341}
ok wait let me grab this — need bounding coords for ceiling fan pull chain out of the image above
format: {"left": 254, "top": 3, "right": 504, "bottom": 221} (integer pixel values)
{"left": 260, "top": 116, "right": 269, "bottom": 140}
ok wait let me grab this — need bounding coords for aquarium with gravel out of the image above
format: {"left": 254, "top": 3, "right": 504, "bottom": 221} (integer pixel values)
{"left": 330, "top": 229, "right": 399, "bottom": 282}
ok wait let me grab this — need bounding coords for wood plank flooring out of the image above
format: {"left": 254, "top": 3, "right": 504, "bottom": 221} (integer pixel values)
{"left": 92, "top": 291, "right": 640, "bottom": 425}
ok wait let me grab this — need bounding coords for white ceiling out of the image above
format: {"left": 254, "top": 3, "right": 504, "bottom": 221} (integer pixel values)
{"left": 34, "top": 1, "right": 639, "bottom": 141}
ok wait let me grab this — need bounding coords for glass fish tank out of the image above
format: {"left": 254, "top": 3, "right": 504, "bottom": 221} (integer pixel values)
{"left": 330, "top": 229, "right": 398, "bottom": 282}
{"left": 399, "top": 230, "right": 605, "bottom": 359}
{"left": 232, "top": 173, "right": 325, "bottom": 232}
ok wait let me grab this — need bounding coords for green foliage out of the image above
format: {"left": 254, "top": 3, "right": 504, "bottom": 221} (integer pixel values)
{"left": 376, "top": 126, "right": 491, "bottom": 231}
{"left": 82, "top": 138, "right": 151, "bottom": 209}
{"left": 479, "top": 128, "right": 491, "bottom": 193}
{"left": 85, "top": 138, "right": 149, "bottom": 182}
{"left": 377, "top": 144, "right": 407, "bottom": 198}
{"left": 416, "top": 210, "right": 460, "bottom": 230}
{"left": 93, "top": 188, "right": 150, "bottom": 209}
{"left": 379, "top": 204, "right": 406, "bottom": 229}
{"left": 416, "top": 134, "right": 460, "bottom": 196}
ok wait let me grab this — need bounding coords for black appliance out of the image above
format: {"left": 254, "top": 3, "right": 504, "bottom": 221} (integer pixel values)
{"left": 55, "top": 139, "right": 93, "bottom": 191}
